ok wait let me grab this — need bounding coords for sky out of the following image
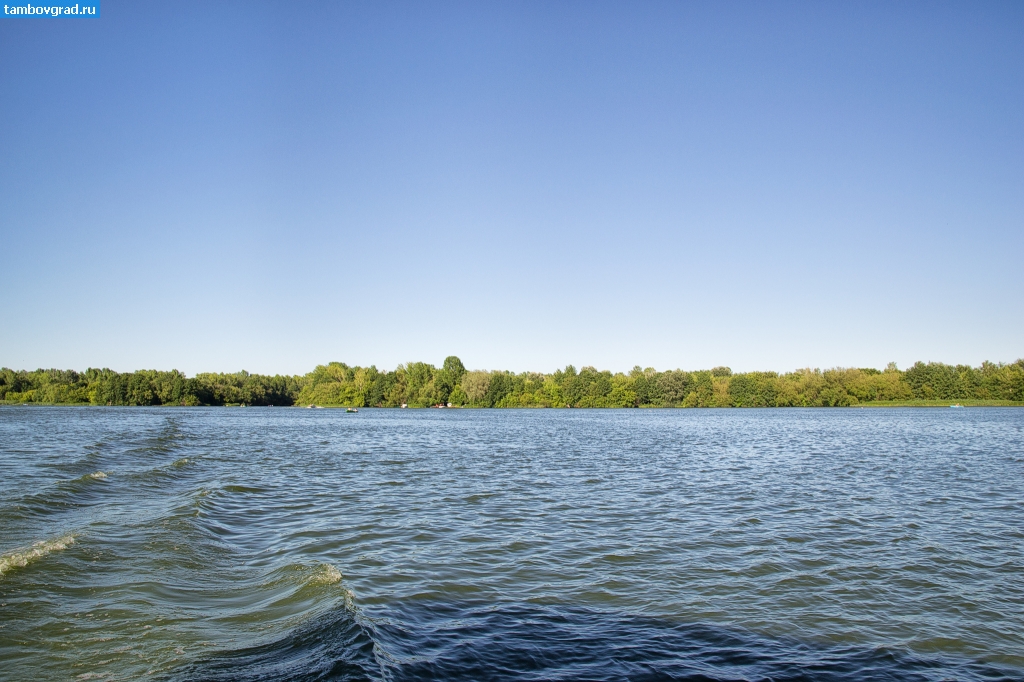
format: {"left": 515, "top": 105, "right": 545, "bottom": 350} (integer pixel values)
{"left": 1, "top": 1, "right": 1021, "bottom": 376}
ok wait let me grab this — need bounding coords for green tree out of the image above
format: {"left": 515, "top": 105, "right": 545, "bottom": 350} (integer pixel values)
{"left": 435, "top": 355, "right": 466, "bottom": 403}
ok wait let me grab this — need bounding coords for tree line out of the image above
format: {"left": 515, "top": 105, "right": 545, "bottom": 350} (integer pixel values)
{"left": 1, "top": 357, "right": 1022, "bottom": 407}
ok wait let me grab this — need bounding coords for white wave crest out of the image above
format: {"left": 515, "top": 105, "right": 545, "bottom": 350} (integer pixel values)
{"left": 0, "top": 535, "right": 75, "bottom": 578}
{"left": 309, "top": 563, "right": 343, "bottom": 586}
{"left": 88, "top": 471, "right": 107, "bottom": 479}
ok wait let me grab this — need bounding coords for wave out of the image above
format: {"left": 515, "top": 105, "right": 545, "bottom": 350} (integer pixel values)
{"left": 125, "top": 416, "right": 191, "bottom": 459}
{"left": 0, "top": 470, "right": 113, "bottom": 523}
{"left": 256, "top": 562, "right": 348, "bottom": 591}
{"left": 308, "top": 563, "right": 343, "bottom": 587}
{"left": 0, "top": 534, "right": 74, "bottom": 579}
{"left": 170, "top": 600, "right": 1022, "bottom": 682}
{"left": 169, "top": 602, "right": 380, "bottom": 682}
{"left": 0, "top": 419, "right": 196, "bottom": 524}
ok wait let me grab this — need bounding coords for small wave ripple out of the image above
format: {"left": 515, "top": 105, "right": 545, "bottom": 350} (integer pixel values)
{"left": 0, "top": 534, "right": 74, "bottom": 579}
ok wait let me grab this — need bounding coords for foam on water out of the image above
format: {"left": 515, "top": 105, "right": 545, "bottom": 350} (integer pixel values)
{"left": 309, "top": 564, "right": 343, "bottom": 586}
{"left": 0, "top": 534, "right": 74, "bottom": 578}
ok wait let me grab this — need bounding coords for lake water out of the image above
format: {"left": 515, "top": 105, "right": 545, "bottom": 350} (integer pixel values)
{"left": 1, "top": 407, "right": 1022, "bottom": 681}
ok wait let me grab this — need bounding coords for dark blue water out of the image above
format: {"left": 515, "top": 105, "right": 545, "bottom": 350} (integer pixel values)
{"left": 1, "top": 407, "right": 1022, "bottom": 681}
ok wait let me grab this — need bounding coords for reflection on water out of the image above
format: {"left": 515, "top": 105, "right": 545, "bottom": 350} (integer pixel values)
{"left": 1, "top": 407, "right": 1022, "bottom": 680}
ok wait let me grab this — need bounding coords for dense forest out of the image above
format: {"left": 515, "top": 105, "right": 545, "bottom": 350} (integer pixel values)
{"left": 2, "top": 357, "right": 1022, "bottom": 407}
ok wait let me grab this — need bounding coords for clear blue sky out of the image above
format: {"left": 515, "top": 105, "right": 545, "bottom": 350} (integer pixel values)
{"left": 1, "top": 1, "right": 1021, "bottom": 375}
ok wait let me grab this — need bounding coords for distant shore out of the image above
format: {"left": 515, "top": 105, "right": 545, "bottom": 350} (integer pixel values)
{"left": 854, "top": 399, "right": 1023, "bottom": 407}
{"left": 3, "top": 401, "right": 1023, "bottom": 409}
{"left": 3, "top": 357, "right": 1022, "bottom": 408}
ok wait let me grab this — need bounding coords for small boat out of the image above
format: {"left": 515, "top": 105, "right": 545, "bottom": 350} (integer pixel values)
{"left": 950, "top": 403, "right": 964, "bottom": 408}
{"left": 346, "top": 408, "right": 358, "bottom": 413}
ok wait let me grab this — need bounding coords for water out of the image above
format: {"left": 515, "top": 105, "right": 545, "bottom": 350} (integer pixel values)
{"left": 1, "top": 407, "right": 1022, "bottom": 681}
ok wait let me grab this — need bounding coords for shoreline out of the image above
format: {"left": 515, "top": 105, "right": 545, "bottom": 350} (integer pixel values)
{"left": 3, "top": 401, "right": 1022, "bottom": 409}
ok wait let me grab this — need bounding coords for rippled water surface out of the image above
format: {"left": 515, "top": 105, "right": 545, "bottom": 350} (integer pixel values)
{"left": 1, "top": 407, "right": 1023, "bottom": 681}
